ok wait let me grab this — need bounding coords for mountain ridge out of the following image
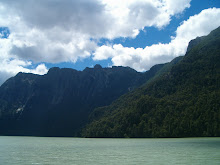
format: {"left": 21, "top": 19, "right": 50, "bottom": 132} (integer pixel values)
{"left": 0, "top": 63, "right": 165, "bottom": 136}
{"left": 0, "top": 26, "right": 219, "bottom": 137}
{"left": 82, "top": 26, "right": 220, "bottom": 138}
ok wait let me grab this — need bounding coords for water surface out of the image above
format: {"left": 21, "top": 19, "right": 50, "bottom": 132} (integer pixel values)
{"left": 0, "top": 136, "right": 219, "bottom": 165}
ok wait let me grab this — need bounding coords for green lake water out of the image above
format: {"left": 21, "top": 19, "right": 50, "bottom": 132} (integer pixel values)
{"left": 0, "top": 136, "right": 219, "bottom": 165}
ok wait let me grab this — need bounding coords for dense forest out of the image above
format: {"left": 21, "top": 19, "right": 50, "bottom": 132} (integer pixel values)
{"left": 82, "top": 27, "right": 220, "bottom": 138}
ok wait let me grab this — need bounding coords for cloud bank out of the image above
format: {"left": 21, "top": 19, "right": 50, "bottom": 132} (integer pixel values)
{"left": 0, "top": 0, "right": 219, "bottom": 84}
{"left": 94, "top": 8, "right": 220, "bottom": 71}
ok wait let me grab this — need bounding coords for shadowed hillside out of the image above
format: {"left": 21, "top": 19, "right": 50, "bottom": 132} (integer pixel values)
{"left": 0, "top": 64, "right": 164, "bottom": 136}
{"left": 82, "top": 27, "right": 220, "bottom": 138}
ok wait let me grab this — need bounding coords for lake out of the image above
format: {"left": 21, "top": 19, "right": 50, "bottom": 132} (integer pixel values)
{"left": 0, "top": 136, "right": 219, "bottom": 165}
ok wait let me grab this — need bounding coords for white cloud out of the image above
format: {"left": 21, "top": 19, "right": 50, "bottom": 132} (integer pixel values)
{"left": 0, "top": 58, "right": 48, "bottom": 85}
{"left": 0, "top": 71, "right": 14, "bottom": 86}
{"left": 0, "top": 58, "right": 48, "bottom": 75}
{"left": 0, "top": 0, "right": 195, "bottom": 84}
{"left": 31, "top": 64, "right": 48, "bottom": 75}
{"left": 100, "top": 0, "right": 191, "bottom": 38}
{"left": 163, "top": 0, "right": 191, "bottom": 15}
{"left": 0, "top": 0, "right": 191, "bottom": 61}
{"left": 93, "top": 8, "right": 220, "bottom": 71}
{"left": 176, "top": 8, "right": 220, "bottom": 39}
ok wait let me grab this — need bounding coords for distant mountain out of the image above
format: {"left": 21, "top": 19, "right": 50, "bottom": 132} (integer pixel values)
{"left": 82, "top": 27, "right": 220, "bottom": 138}
{"left": 0, "top": 64, "right": 164, "bottom": 136}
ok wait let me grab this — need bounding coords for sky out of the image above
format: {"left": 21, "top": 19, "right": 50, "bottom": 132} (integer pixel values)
{"left": 0, "top": 0, "right": 220, "bottom": 85}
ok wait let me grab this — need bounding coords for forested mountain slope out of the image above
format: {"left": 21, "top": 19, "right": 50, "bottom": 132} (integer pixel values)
{"left": 82, "top": 27, "right": 220, "bottom": 138}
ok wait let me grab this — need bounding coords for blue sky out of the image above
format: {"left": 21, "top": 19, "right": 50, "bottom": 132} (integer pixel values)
{"left": 0, "top": 0, "right": 220, "bottom": 84}
{"left": 48, "top": 0, "right": 220, "bottom": 71}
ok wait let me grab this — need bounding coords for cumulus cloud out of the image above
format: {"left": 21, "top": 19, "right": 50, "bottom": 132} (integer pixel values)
{"left": 0, "top": 58, "right": 48, "bottom": 85}
{"left": 0, "top": 32, "right": 48, "bottom": 85}
{"left": 163, "top": 0, "right": 191, "bottom": 15}
{"left": 100, "top": 0, "right": 191, "bottom": 37}
{"left": 0, "top": 0, "right": 193, "bottom": 85}
{"left": 0, "top": 71, "right": 14, "bottom": 86}
{"left": 0, "top": 0, "right": 191, "bottom": 61}
{"left": 93, "top": 8, "right": 220, "bottom": 71}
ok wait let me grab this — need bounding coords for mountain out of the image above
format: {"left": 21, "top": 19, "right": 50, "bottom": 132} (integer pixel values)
{"left": 1, "top": 27, "right": 219, "bottom": 138}
{"left": 82, "top": 27, "right": 220, "bottom": 138}
{"left": 0, "top": 64, "right": 164, "bottom": 136}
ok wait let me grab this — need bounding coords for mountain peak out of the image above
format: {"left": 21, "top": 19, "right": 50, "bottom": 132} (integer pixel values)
{"left": 47, "top": 67, "right": 60, "bottom": 74}
{"left": 186, "top": 36, "right": 205, "bottom": 53}
{"left": 94, "top": 64, "right": 102, "bottom": 69}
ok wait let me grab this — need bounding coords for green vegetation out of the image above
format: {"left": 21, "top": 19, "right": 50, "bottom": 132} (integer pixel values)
{"left": 82, "top": 27, "right": 220, "bottom": 138}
